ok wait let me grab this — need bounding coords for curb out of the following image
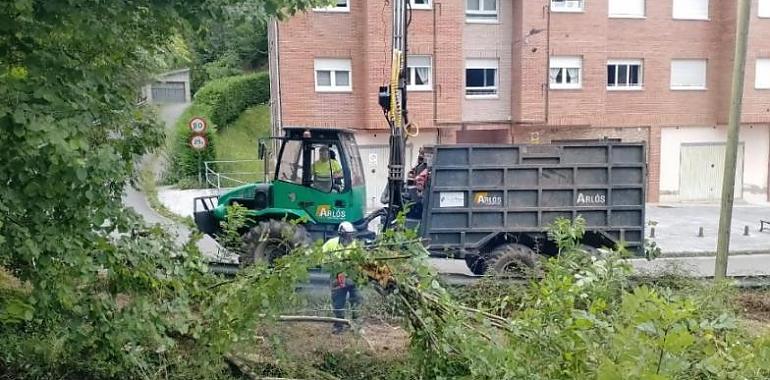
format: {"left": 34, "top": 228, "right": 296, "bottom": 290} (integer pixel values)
{"left": 659, "top": 250, "right": 770, "bottom": 258}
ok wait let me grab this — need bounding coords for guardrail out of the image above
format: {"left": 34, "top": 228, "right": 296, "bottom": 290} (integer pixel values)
{"left": 203, "top": 160, "right": 264, "bottom": 192}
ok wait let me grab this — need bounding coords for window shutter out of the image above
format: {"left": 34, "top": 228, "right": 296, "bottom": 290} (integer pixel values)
{"left": 466, "top": 58, "right": 498, "bottom": 69}
{"left": 673, "top": 0, "right": 708, "bottom": 20}
{"left": 408, "top": 56, "right": 431, "bottom": 67}
{"left": 756, "top": 59, "right": 770, "bottom": 89}
{"left": 671, "top": 60, "right": 707, "bottom": 88}
{"left": 608, "top": 0, "right": 644, "bottom": 17}
{"left": 550, "top": 56, "right": 581, "bottom": 69}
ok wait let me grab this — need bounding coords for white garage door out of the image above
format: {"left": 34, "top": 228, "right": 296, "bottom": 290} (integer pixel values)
{"left": 358, "top": 144, "right": 413, "bottom": 210}
{"left": 679, "top": 143, "right": 744, "bottom": 201}
{"left": 151, "top": 81, "right": 187, "bottom": 103}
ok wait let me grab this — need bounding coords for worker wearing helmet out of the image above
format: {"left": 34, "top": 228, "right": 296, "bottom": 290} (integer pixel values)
{"left": 322, "top": 221, "right": 362, "bottom": 334}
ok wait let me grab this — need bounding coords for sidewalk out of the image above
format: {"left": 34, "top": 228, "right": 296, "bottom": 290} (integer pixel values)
{"left": 647, "top": 204, "right": 770, "bottom": 255}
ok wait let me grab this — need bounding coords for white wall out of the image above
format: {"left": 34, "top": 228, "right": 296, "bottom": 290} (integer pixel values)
{"left": 354, "top": 129, "right": 438, "bottom": 167}
{"left": 660, "top": 125, "right": 769, "bottom": 204}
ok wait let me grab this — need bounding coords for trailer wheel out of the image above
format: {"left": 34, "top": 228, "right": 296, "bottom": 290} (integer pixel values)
{"left": 485, "top": 244, "right": 538, "bottom": 276}
{"left": 580, "top": 244, "right": 603, "bottom": 259}
{"left": 240, "top": 220, "right": 310, "bottom": 266}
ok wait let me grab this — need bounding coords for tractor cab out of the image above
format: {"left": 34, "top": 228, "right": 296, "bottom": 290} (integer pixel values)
{"left": 193, "top": 127, "right": 368, "bottom": 247}
{"left": 270, "top": 127, "right": 367, "bottom": 230}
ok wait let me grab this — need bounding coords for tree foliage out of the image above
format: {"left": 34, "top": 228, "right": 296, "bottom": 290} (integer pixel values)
{"left": 0, "top": 0, "right": 323, "bottom": 378}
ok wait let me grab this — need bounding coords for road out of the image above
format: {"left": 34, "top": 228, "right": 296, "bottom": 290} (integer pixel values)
{"left": 122, "top": 103, "right": 230, "bottom": 262}
{"left": 125, "top": 103, "right": 770, "bottom": 279}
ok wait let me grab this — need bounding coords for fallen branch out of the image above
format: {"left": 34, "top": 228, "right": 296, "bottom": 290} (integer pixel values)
{"left": 275, "top": 315, "right": 350, "bottom": 325}
{"left": 225, "top": 353, "right": 304, "bottom": 380}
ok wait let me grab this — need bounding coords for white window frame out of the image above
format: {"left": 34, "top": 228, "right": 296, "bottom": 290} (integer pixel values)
{"left": 672, "top": 0, "right": 709, "bottom": 20}
{"left": 465, "top": 59, "right": 499, "bottom": 98}
{"left": 549, "top": 56, "right": 583, "bottom": 90}
{"left": 314, "top": 58, "right": 352, "bottom": 92}
{"left": 759, "top": 0, "right": 770, "bottom": 18}
{"left": 410, "top": 0, "right": 432, "bottom": 10}
{"left": 406, "top": 55, "right": 432, "bottom": 91}
{"left": 670, "top": 59, "right": 708, "bottom": 90}
{"left": 607, "top": 59, "right": 644, "bottom": 90}
{"left": 551, "top": 0, "right": 584, "bottom": 13}
{"left": 466, "top": 0, "right": 498, "bottom": 23}
{"left": 313, "top": 0, "right": 349, "bottom": 13}
{"left": 607, "top": 0, "right": 647, "bottom": 19}
{"left": 755, "top": 58, "right": 770, "bottom": 89}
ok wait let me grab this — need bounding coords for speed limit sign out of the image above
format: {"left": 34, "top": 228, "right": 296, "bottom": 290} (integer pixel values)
{"left": 190, "top": 135, "right": 208, "bottom": 150}
{"left": 189, "top": 117, "right": 207, "bottom": 133}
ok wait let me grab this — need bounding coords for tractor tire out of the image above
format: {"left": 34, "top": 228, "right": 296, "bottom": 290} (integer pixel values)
{"left": 240, "top": 220, "right": 310, "bottom": 266}
{"left": 464, "top": 255, "right": 486, "bottom": 276}
{"left": 484, "top": 243, "right": 538, "bottom": 276}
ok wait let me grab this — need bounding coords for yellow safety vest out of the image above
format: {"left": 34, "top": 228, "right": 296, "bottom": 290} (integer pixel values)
{"left": 313, "top": 159, "right": 342, "bottom": 179}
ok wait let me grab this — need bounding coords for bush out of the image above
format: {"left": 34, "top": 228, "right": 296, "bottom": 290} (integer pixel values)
{"left": 194, "top": 72, "right": 269, "bottom": 128}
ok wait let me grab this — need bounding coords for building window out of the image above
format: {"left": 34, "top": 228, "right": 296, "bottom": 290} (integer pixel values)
{"left": 406, "top": 56, "right": 432, "bottom": 91}
{"left": 670, "top": 59, "right": 707, "bottom": 90}
{"left": 465, "top": 59, "right": 498, "bottom": 97}
{"left": 466, "top": 0, "right": 498, "bottom": 22}
{"left": 410, "top": 0, "right": 431, "bottom": 9}
{"left": 551, "top": 0, "right": 584, "bottom": 12}
{"left": 549, "top": 56, "right": 582, "bottom": 89}
{"left": 756, "top": 59, "right": 770, "bottom": 89}
{"left": 608, "top": 0, "right": 645, "bottom": 18}
{"left": 759, "top": 0, "right": 770, "bottom": 17}
{"left": 313, "top": 0, "right": 349, "bottom": 12}
{"left": 314, "top": 58, "right": 352, "bottom": 92}
{"left": 672, "top": 0, "right": 709, "bottom": 20}
{"left": 607, "top": 59, "right": 643, "bottom": 90}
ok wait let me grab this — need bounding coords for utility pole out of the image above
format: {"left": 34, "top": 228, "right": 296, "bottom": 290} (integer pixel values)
{"left": 715, "top": 0, "right": 752, "bottom": 280}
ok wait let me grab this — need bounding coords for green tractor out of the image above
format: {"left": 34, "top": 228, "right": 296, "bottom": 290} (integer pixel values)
{"left": 194, "top": 127, "right": 382, "bottom": 264}
{"left": 196, "top": 0, "right": 414, "bottom": 265}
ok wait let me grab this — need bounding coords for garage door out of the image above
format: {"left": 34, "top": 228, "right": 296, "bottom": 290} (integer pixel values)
{"left": 679, "top": 143, "right": 744, "bottom": 201}
{"left": 151, "top": 81, "right": 187, "bottom": 103}
{"left": 358, "top": 144, "right": 413, "bottom": 210}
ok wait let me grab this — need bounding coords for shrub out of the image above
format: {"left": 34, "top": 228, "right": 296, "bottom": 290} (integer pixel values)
{"left": 194, "top": 72, "right": 269, "bottom": 128}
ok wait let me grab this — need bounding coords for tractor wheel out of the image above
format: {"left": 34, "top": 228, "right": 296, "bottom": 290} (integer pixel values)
{"left": 240, "top": 220, "right": 310, "bottom": 266}
{"left": 484, "top": 243, "right": 538, "bottom": 276}
{"left": 464, "top": 255, "right": 486, "bottom": 276}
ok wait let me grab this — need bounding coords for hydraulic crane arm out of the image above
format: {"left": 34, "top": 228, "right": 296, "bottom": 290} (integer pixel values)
{"left": 378, "top": 0, "right": 410, "bottom": 229}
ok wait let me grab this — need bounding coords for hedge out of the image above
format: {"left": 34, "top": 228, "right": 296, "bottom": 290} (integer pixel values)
{"left": 169, "top": 72, "right": 269, "bottom": 182}
{"left": 193, "top": 72, "right": 270, "bottom": 128}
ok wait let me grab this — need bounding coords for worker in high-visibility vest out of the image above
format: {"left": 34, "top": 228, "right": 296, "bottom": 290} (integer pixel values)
{"left": 322, "top": 221, "right": 362, "bottom": 334}
{"left": 312, "top": 146, "right": 342, "bottom": 191}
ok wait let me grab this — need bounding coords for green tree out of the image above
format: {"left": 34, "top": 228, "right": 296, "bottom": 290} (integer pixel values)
{"left": 0, "top": 0, "right": 321, "bottom": 378}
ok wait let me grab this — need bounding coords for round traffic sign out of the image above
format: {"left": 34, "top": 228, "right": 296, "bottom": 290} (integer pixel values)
{"left": 189, "top": 117, "right": 207, "bottom": 133}
{"left": 190, "top": 135, "right": 208, "bottom": 150}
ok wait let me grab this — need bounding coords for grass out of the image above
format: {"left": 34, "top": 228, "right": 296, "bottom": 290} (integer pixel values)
{"left": 213, "top": 105, "right": 270, "bottom": 187}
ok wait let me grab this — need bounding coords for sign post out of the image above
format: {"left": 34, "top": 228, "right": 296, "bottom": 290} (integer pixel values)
{"left": 188, "top": 118, "right": 208, "bottom": 186}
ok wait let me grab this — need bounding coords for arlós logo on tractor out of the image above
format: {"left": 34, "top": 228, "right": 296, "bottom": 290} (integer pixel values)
{"left": 316, "top": 205, "right": 346, "bottom": 219}
{"left": 473, "top": 192, "right": 503, "bottom": 207}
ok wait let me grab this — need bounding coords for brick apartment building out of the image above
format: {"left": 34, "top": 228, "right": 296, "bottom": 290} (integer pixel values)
{"left": 268, "top": 0, "right": 770, "bottom": 207}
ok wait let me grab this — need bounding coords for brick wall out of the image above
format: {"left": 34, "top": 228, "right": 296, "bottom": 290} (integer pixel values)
{"left": 272, "top": 0, "right": 770, "bottom": 203}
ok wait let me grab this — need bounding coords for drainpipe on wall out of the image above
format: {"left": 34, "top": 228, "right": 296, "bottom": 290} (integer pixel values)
{"left": 543, "top": 2, "right": 551, "bottom": 125}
